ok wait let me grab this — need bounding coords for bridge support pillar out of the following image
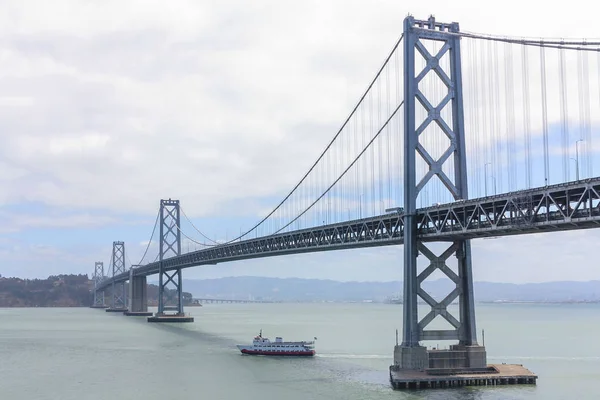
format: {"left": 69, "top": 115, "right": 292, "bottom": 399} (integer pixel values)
{"left": 394, "top": 15, "right": 488, "bottom": 373}
{"left": 148, "top": 199, "right": 194, "bottom": 323}
{"left": 393, "top": 345, "right": 428, "bottom": 370}
{"left": 124, "top": 269, "right": 152, "bottom": 316}
{"left": 106, "top": 241, "right": 128, "bottom": 313}
{"left": 393, "top": 240, "right": 486, "bottom": 370}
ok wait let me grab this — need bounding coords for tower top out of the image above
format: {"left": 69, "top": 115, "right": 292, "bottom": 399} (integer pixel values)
{"left": 404, "top": 15, "right": 459, "bottom": 33}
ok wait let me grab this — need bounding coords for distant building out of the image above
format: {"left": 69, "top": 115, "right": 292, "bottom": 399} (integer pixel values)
{"left": 384, "top": 295, "right": 402, "bottom": 304}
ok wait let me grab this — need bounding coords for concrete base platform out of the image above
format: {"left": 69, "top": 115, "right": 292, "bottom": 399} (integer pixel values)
{"left": 90, "top": 305, "right": 108, "bottom": 309}
{"left": 147, "top": 314, "right": 194, "bottom": 323}
{"left": 124, "top": 311, "right": 153, "bottom": 316}
{"left": 389, "top": 363, "right": 537, "bottom": 389}
{"left": 105, "top": 308, "right": 128, "bottom": 313}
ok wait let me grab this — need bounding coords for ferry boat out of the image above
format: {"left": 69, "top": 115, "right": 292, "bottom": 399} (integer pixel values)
{"left": 237, "top": 330, "right": 316, "bottom": 356}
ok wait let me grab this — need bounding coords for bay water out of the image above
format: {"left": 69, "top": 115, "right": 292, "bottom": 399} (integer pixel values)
{"left": 1, "top": 303, "right": 599, "bottom": 399}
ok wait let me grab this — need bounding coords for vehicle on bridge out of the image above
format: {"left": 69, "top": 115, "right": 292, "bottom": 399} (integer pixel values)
{"left": 237, "top": 330, "right": 316, "bottom": 356}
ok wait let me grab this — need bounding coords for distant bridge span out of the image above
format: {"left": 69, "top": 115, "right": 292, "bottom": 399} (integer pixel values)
{"left": 192, "top": 298, "right": 277, "bottom": 304}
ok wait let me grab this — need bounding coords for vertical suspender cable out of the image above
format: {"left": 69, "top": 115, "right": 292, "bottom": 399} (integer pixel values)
{"left": 579, "top": 48, "right": 592, "bottom": 178}
{"left": 558, "top": 47, "right": 570, "bottom": 182}
{"left": 362, "top": 93, "right": 366, "bottom": 218}
{"left": 577, "top": 49, "right": 585, "bottom": 179}
{"left": 385, "top": 50, "right": 394, "bottom": 207}
{"left": 596, "top": 50, "right": 600, "bottom": 177}
{"left": 378, "top": 71, "right": 383, "bottom": 212}
{"left": 487, "top": 40, "right": 496, "bottom": 194}
{"left": 584, "top": 47, "right": 592, "bottom": 177}
{"left": 370, "top": 89, "right": 375, "bottom": 216}
{"left": 505, "top": 42, "right": 516, "bottom": 191}
{"left": 396, "top": 45, "right": 402, "bottom": 207}
{"left": 493, "top": 40, "right": 502, "bottom": 193}
{"left": 354, "top": 102, "right": 358, "bottom": 219}
{"left": 471, "top": 39, "right": 481, "bottom": 196}
{"left": 540, "top": 45, "right": 550, "bottom": 186}
{"left": 481, "top": 39, "right": 490, "bottom": 195}
{"left": 521, "top": 45, "right": 532, "bottom": 188}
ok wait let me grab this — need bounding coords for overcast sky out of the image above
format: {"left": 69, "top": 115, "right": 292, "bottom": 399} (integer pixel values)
{"left": 1, "top": 0, "right": 599, "bottom": 283}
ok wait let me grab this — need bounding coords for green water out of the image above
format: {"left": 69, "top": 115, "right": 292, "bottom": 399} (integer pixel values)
{"left": 0, "top": 303, "right": 598, "bottom": 399}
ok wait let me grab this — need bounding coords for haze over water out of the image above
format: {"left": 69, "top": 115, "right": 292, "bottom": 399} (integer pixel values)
{"left": 1, "top": 303, "right": 598, "bottom": 400}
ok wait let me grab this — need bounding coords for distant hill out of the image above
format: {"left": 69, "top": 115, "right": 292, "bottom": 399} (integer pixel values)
{"left": 179, "top": 276, "right": 600, "bottom": 303}
{"left": 3, "top": 274, "right": 597, "bottom": 306}
{"left": 0, "top": 274, "right": 193, "bottom": 307}
{"left": 0, "top": 274, "right": 93, "bottom": 307}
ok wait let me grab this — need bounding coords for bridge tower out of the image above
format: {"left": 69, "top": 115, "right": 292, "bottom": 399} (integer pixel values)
{"left": 148, "top": 199, "right": 194, "bottom": 322}
{"left": 106, "top": 241, "right": 128, "bottom": 312}
{"left": 394, "top": 15, "right": 486, "bottom": 370}
{"left": 91, "top": 261, "right": 107, "bottom": 308}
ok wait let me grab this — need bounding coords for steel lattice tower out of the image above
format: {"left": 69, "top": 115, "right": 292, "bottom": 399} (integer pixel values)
{"left": 157, "top": 199, "right": 184, "bottom": 315}
{"left": 110, "top": 241, "right": 127, "bottom": 309}
{"left": 93, "top": 261, "right": 105, "bottom": 307}
{"left": 396, "top": 15, "right": 484, "bottom": 370}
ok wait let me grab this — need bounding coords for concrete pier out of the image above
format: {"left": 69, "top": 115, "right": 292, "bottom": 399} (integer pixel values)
{"left": 389, "top": 363, "right": 537, "bottom": 389}
{"left": 124, "top": 275, "right": 152, "bottom": 316}
{"left": 390, "top": 343, "right": 537, "bottom": 389}
{"left": 147, "top": 313, "right": 194, "bottom": 323}
{"left": 105, "top": 308, "right": 128, "bottom": 312}
{"left": 90, "top": 305, "right": 108, "bottom": 309}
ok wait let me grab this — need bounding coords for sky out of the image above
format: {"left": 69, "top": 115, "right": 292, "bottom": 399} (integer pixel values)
{"left": 1, "top": 0, "right": 600, "bottom": 283}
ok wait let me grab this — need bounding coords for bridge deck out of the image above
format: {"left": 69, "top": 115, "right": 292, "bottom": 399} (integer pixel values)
{"left": 97, "top": 178, "right": 600, "bottom": 291}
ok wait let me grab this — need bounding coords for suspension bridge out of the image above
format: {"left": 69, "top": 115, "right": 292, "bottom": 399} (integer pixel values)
{"left": 90, "top": 15, "right": 600, "bottom": 388}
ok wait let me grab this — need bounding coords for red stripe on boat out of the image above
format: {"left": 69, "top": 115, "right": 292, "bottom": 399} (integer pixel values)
{"left": 241, "top": 349, "right": 315, "bottom": 356}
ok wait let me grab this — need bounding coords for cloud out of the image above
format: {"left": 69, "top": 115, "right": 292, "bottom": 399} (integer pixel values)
{"left": 0, "top": 209, "right": 150, "bottom": 233}
{"left": 0, "top": 2, "right": 358, "bottom": 216}
{"left": 1, "top": 1, "right": 597, "bottom": 217}
{"left": 2, "top": 0, "right": 600, "bottom": 282}
{"left": 0, "top": 212, "right": 109, "bottom": 233}
{"left": 0, "top": 240, "right": 93, "bottom": 278}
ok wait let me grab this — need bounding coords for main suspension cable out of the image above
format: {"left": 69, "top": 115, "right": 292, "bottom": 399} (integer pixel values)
{"left": 272, "top": 101, "right": 405, "bottom": 234}
{"left": 137, "top": 209, "right": 160, "bottom": 265}
{"left": 218, "top": 33, "right": 406, "bottom": 245}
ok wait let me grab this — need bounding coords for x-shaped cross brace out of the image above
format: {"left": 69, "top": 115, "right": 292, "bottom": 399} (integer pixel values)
{"left": 416, "top": 242, "right": 462, "bottom": 335}
{"left": 413, "top": 39, "right": 460, "bottom": 199}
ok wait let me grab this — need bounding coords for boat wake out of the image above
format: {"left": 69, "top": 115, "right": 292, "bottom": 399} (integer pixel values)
{"left": 316, "top": 354, "right": 389, "bottom": 360}
{"left": 319, "top": 353, "right": 600, "bottom": 362}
